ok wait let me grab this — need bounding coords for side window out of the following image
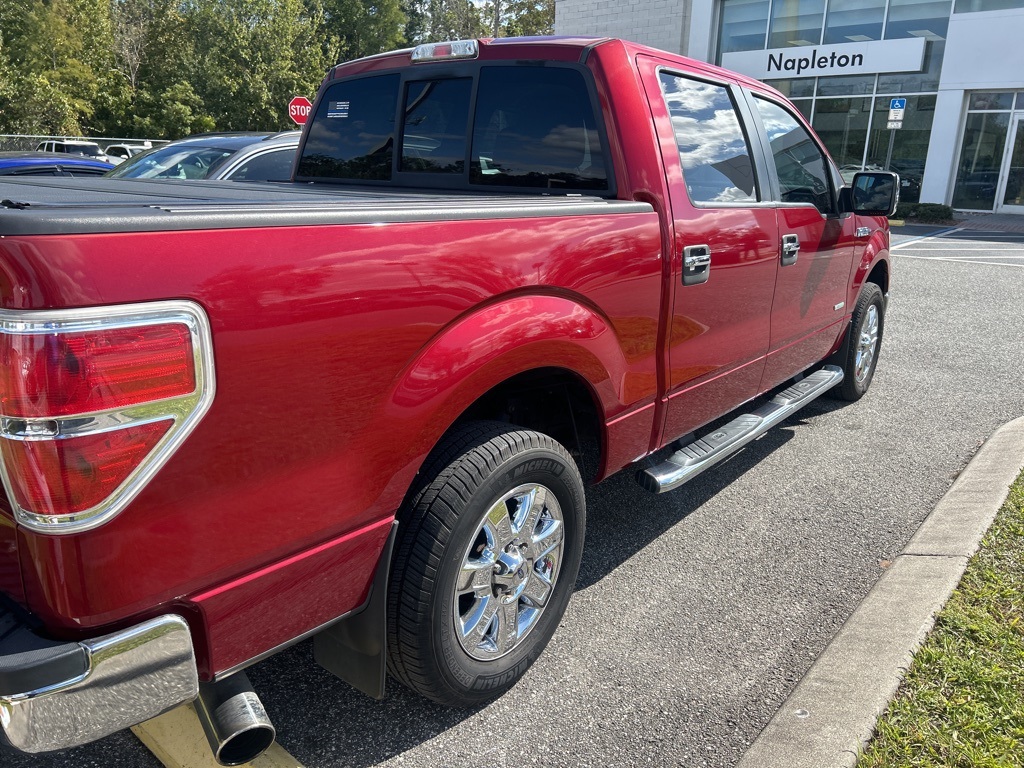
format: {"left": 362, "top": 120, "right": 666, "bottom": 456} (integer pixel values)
{"left": 753, "top": 97, "right": 834, "bottom": 215}
{"left": 228, "top": 149, "right": 295, "bottom": 182}
{"left": 658, "top": 72, "right": 758, "bottom": 205}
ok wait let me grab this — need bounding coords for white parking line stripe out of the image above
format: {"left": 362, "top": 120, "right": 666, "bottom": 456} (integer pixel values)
{"left": 895, "top": 254, "right": 1024, "bottom": 267}
{"left": 890, "top": 226, "right": 963, "bottom": 249}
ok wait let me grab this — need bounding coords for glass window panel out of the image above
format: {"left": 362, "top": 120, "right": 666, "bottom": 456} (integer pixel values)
{"left": 763, "top": 78, "right": 816, "bottom": 98}
{"left": 227, "top": 149, "right": 295, "bottom": 182}
{"left": 824, "top": 0, "right": 886, "bottom": 44}
{"left": 1017, "top": 92, "right": 1024, "bottom": 109}
{"left": 863, "top": 94, "right": 936, "bottom": 203}
{"left": 719, "top": 0, "right": 770, "bottom": 54}
{"left": 884, "top": 0, "right": 950, "bottom": 40}
{"left": 876, "top": 40, "right": 944, "bottom": 93}
{"left": 768, "top": 0, "right": 826, "bottom": 48}
{"left": 968, "top": 92, "right": 1014, "bottom": 110}
{"left": 951, "top": 112, "right": 1010, "bottom": 209}
{"left": 470, "top": 66, "right": 608, "bottom": 191}
{"left": 755, "top": 97, "right": 834, "bottom": 213}
{"left": 791, "top": 99, "right": 814, "bottom": 121}
{"left": 400, "top": 78, "right": 472, "bottom": 174}
{"left": 1001, "top": 120, "right": 1024, "bottom": 207}
{"left": 658, "top": 73, "right": 758, "bottom": 204}
{"left": 816, "top": 74, "right": 876, "bottom": 96}
{"left": 297, "top": 74, "right": 400, "bottom": 181}
{"left": 955, "top": 0, "right": 1024, "bottom": 11}
{"left": 811, "top": 97, "right": 872, "bottom": 169}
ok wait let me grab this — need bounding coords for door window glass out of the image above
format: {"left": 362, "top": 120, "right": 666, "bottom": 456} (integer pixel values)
{"left": 658, "top": 73, "right": 758, "bottom": 205}
{"left": 952, "top": 112, "right": 1010, "bottom": 210}
{"left": 228, "top": 149, "right": 296, "bottom": 182}
{"left": 1002, "top": 121, "right": 1024, "bottom": 207}
{"left": 755, "top": 97, "right": 834, "bottom": 214}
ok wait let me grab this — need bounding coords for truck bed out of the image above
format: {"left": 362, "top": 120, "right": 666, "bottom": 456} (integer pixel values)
{"left": 0, "top": 178, "right": 647, "bottom": 235}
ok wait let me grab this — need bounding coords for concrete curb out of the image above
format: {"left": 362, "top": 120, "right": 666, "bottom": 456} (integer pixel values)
{"left": 737, "top": 415, "right": 1024, "bottom": 768}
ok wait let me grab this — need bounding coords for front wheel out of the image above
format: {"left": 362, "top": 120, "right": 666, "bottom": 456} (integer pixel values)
{"left": 834, "top": 282, "right": 885, "bottom": 401}
{"left": 386, "top": 422, "right": 586, "bottom": 706}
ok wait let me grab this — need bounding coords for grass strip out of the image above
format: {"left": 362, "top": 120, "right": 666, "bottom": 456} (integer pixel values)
{"left": 858, "top": 469, "right": 1024, "bottom": 768}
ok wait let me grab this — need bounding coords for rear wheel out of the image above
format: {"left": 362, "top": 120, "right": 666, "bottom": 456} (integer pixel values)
{"left": 834, "top": 282, "right": 885, "bottom": 401}
{"left": 386, "top": 422, "right": 585, "bottom": 705}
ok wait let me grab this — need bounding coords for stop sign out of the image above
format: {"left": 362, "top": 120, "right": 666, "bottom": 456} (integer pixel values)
{"left": 288, "top": 96, "right": 313, "bottom": 125}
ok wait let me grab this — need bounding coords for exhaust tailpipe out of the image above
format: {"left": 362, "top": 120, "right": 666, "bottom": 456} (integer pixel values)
{"left": 195, "top": 671, "right": 276, "bottom": 766}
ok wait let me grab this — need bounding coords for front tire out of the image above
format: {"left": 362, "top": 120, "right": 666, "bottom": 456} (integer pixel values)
{"left": 386, "top": 422, "right": 585, "bottom": 706}
{"left": 835, "top": 282, "right": 885, "bottom": 401}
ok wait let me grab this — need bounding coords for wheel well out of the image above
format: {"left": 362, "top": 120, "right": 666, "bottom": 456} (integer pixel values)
{"left": 455, "top": 368, "right": 603, "bottom": 482}
{"left": 867, "top": 258, "right": 889, "bottom": 293}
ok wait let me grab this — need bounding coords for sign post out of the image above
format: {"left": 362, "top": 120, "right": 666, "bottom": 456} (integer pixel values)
{"left": 288, "top": 96, "right": 313, "bottom": 126}
{"left": 885, "top": 98, "right": 907, "bottom": 170}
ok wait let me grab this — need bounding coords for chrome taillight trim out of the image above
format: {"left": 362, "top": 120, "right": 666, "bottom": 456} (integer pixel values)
{"left": 0, "top": 300, "right": 216, "bottom": 534}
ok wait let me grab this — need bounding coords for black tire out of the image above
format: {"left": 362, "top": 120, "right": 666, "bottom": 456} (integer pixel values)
{"left": 834, "top": 282, "right": 885, "bottom": 401}
{"left": 386, "top": 421, "right": 585, "bottom": 706}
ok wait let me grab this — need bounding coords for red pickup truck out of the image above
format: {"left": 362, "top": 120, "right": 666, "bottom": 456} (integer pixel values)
{"left": 0, "top": 37, "right": 895, "bottom": 765}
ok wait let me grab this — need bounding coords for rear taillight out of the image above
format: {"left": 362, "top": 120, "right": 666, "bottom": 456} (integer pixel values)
{"left": 0, "top": 301, "right": 215, "bottom": 533}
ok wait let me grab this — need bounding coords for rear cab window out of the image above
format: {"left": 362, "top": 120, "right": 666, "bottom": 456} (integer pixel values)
{"left": 296, "top": 64, "right": 611, "bottom": 194}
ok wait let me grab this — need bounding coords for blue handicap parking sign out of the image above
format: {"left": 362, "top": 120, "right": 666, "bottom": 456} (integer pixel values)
{"left": 890, "top": 98, "right": 907, "bottom": 110}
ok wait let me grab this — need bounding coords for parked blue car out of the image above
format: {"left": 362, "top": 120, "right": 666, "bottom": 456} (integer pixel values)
{"left": 0, "top": 152, "right": 115, "bottom": 177}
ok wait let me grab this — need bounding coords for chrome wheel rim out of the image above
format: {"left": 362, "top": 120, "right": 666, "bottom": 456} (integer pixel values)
{"left": 854, "top": 304, "right": 879, "bottom": 384}
{"left": 453, "top": 483, "right": 564, "bottom": 661}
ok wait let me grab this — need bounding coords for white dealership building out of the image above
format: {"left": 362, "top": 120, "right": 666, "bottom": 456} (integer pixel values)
{"left": 555, "top": 0, "right": 1024, "bottom": 212}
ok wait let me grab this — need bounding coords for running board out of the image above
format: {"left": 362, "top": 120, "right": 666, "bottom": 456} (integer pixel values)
{"left": 638, "top": 365, "right": 844, "bottom": 494}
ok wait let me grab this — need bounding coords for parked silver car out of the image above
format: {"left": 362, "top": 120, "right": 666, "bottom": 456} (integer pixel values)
{"left": 106, "top": 131, "right": 300, "bottom": 181}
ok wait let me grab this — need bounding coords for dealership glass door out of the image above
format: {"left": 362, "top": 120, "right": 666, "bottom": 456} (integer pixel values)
{"left": 997, "top": 117, "right": 1024, "bottom": 213}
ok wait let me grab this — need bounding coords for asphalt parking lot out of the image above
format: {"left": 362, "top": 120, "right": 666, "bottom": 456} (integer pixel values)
{"left": 12, "top": 224, "right": 1024, "bottom": 768}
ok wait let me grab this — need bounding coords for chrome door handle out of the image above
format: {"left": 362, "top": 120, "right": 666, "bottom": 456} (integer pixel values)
{"left": 683, "top": 244, "right": 711, "bottom": 286}
{"left": 781, "top": 234, "right": 800, "bottom": 266}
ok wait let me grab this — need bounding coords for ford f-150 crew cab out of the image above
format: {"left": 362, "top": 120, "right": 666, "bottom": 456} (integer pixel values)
{"left": 0, "top": 36, "right": 896, "bottom": 765}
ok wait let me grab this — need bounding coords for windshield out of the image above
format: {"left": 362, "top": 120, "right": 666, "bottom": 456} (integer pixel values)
{"left": 107, "top": 145, "right": 235, "bottom": 179}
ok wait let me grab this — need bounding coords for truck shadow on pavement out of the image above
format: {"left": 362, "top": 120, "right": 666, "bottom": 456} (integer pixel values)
{"left": 249, "top": 398, "right": 844, "bottom": 768}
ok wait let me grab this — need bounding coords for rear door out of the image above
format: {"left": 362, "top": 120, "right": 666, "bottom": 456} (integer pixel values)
{"left": 744, "top": 93, "right": 858, "bottom": 391}
{"left": 640, "top": 57, "right": 779, "bottom": 444}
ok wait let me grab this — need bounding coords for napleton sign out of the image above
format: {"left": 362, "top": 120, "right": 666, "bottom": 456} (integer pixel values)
{"left": 721, "top": 38, "right": 927, "bottom": 81}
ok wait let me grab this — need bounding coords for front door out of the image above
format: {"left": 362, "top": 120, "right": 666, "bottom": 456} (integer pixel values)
{"left": 997, "top": 116, "right": 1024, "bottom": 213}
{"left": 747, "top": 95, "right": 859, "bottom": 392}
{"left": 641, "top": 58, "right": 780, "bottom": 446}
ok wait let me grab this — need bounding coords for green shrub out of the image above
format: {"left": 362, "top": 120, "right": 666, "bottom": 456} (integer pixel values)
{"left": 891, "top": 203, "right": 955, "bottom": 223}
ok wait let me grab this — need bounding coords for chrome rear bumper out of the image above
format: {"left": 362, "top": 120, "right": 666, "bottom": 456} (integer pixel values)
{"left": 1, "top": 613, "right": 198, "bottom": 754}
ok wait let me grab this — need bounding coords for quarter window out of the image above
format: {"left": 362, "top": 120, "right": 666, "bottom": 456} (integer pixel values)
{"left": 754, "top": 97, "right": 834, "bottom": 214}
{"left": 659, "top": 73, "right": 758, "bottom": 205}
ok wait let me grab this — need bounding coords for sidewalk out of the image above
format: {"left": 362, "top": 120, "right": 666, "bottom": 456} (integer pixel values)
{"left": 737, "top": 416, "right": 1024, "bottom": 768}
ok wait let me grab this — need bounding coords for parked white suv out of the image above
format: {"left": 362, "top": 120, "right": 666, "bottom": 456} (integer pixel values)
{"left": 35, "top": 140, "right": 112, "bottom": 163}
{"left": 104, "top": 143, "right": 152, "bottom": 164}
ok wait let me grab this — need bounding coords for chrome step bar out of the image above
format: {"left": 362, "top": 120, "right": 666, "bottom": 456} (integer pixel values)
{"left": 638, "top": 365, "right": 844, "bottom": 494}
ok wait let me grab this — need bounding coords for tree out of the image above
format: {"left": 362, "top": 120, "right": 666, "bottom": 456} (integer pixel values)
{"left": 321, "top": 0, "right": 405, "bottom": 65}
{"left": 183, "top": 0, "right": 331, "bottom": 131}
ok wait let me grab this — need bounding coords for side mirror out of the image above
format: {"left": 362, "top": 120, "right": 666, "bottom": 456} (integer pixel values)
{"left": 841, "top": 171, "right": 899, "bottom": 217}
